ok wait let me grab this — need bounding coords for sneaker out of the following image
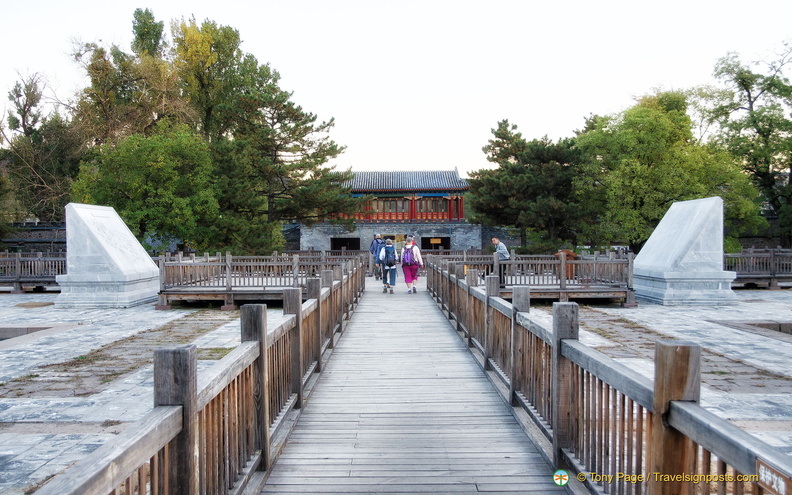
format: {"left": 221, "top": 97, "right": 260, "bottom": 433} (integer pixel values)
{"left": 407, "top": 288, "right": 413, "bottom": 294}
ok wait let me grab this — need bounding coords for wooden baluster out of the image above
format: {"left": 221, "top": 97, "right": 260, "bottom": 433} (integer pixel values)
{"left": 154, "top": 345, "right": 198, "bottom": 495}
{"left": 649, "top": 341, "right": 701, "bottom": 495}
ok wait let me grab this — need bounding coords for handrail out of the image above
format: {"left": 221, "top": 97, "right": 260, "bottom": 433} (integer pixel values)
{"left": 669, "top": 401, "right": 792, "bottom": 479}
{"left": 36, "top": 257, "right": 365, "bottom": 495}
{"left": 426, "top": 256, "right": 792, "bottom": 495}
{"left": 33, "top": 406, "right": 182, "bottom": 495}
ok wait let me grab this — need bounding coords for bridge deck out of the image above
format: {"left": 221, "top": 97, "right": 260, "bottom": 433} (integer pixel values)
{"left": 261, "top": 278, "right": 562, "bottom": 494}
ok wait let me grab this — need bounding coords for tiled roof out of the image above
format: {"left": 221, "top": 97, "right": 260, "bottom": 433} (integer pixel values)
{"left": 347, "top": 170, "right": 469, "bottom": 192}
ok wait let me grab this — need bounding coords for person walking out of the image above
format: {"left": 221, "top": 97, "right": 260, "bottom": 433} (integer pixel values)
{"left": 400, "top": 235, "right": 424, "bottom": 294}
{"left": 492, "top": 237, "right": 510, "bottom": 288}
{"left": 369, "top": 234, "right": 385, "bottom": 279}
{"left": 379, "top": 238, "right": 398, "bottom": 293}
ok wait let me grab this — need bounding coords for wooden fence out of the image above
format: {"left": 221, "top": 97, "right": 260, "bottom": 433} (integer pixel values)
{"left": 35, "top": 263, "right": 363, "bottom": 495}
{"left": 726, "top": 249, "right": 792, "bottom": 288}
{"left": 157, "top": 253, "right": 366, "bottom": 309}
{"left": 0, "top": 251, "right": 66, "bottom": 291}
{"left": 427, "top": 253, "right": 635, "bottom": 304}
{"left": 427, "top": 259, "right": 792, "bottom": 495}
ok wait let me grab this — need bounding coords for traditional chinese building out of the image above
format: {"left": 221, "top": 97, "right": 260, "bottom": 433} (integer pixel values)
{"left": 299, "top": 169, "right": 482, "bottom": 251}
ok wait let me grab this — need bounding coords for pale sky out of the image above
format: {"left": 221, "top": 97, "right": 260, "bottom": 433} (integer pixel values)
{"left": 3, "top": 0, "right": 791, "bottom": 178}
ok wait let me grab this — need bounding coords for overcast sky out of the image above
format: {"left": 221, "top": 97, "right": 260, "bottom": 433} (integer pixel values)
{"left": 3, "top": 0, "right": 791, "bottom": 177}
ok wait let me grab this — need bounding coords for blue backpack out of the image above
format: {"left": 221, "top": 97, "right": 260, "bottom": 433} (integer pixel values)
{"left": 402, "top": 246, "right": 415, "bottom": 265}
{"left": 383, "top": 246, "right": 396, "bottom": 267}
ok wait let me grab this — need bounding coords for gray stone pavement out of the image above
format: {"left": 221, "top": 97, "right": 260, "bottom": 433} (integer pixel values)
{"left": 0, "top": 292, "right": 287, "bottom": 494}
{"left": 2, "top": 285, "right": 792, "bottom": 492}
{"left": 529, "top": 289, "right": 792, "bottom": 457}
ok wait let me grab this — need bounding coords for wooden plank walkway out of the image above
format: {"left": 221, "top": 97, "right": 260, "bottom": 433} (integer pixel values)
{"left": 260, "top": 278, "right": 563, "bottom": 494}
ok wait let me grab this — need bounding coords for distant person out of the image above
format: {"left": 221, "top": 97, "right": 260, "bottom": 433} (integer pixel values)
{"left": 369, "top": 234, "right": 385, "bottom": 279}
{"left": 400, "top": 235, "right": 424, "bottom": 293}
{"left": 492, "top": 237, "right": 510, "bottom": 287}
{"left": 379, "top": 238, "right": 398, "bottom": 293}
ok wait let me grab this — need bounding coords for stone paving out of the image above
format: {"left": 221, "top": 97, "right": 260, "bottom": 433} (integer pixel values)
{"left": 530, "top": 289, "right": 792, "bottom": 457}
{"left": 0, "top": 293, "right": 287, "bottom": 494}
{"left": 2, "top": 285, "right": 792, "bottom": 492}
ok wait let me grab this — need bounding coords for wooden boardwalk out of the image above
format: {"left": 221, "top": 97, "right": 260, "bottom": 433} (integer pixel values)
{"left": 260, "top": 278, "right": 563, "bottom": 494}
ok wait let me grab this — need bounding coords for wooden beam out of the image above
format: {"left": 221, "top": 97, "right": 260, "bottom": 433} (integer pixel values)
{"left": 649, "top": 340, "right": 700, "bottom": 495}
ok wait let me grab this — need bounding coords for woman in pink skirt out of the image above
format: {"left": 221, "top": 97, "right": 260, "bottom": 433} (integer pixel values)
{"left": 400, "top": 235, "right": 424, "bottom": 294}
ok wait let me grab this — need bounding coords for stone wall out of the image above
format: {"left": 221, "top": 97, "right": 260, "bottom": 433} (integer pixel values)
{"left": 480, "top": 225, "right": 521, "bottom": 252}
{"left": 300, "top": 222, "right": 482, "bottom": 251}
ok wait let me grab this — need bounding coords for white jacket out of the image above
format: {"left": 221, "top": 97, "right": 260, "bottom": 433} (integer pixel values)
{"left": 399, "top": 244, "right": 423, "bottom": 266}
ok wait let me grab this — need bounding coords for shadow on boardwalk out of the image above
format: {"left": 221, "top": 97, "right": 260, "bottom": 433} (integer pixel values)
{"left": 260, "top": 277, "right": 563, "bottom": 494}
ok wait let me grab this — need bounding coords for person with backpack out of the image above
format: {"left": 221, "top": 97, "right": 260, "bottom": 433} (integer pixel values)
{"left": 369, "top": 234, "right": 385, "bottom": 279}
{"left": 400, "top": 235, "right": 424, "bottom": 294}
{"left": 378, "top": 238, "right": 398, "bottom": 293}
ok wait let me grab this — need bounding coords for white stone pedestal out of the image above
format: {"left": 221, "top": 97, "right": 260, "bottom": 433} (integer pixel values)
{"left": 55, "top": 203, "right": 160, "bottom": 308}
{"left": 633, "top": 197, "right": 737, "bottom": 306}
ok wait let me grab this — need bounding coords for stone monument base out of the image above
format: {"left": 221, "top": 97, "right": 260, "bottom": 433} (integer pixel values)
{"left": 633, "top": 270, "right": 737, "bottom": 306}
{"left": 55, "top": 275, "right": 159, "bottom": 308}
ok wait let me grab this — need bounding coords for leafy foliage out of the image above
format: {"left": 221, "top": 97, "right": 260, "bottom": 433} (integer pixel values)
{"left": 702, "top": 45, "right": 792, "bottom": 245}
{"left": 64, "top": 12, "right": 361, "bottom": 253}
{"left": 576, "top": 91, "right": 764, "bottom": 251}
{"left": 71, "top": 122, "right": 218, "bottom": 252}
{"left": 468, "top": 120, "right": 592, "bottom": 250}
{"left": 3, "top": 74, "right": 82, "bottom": 221}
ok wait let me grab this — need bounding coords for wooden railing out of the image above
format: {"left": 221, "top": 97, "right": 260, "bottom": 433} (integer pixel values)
{"left": 726, "top": 249, "right": 792, "bottom": 288}
{"left": 432, "top": 253, "right": 633, "bottom": 289}
{"left": 427, "top": 258, "right": 792, "bottom": 495}
{"left": 159, "top": 253, "right": 366, "bottom": 290}
{"left": 36, "top": 263, "right": 364, "bottom": 495}
{"left": 0, "top": 251, "right": 66, "bottom": 291}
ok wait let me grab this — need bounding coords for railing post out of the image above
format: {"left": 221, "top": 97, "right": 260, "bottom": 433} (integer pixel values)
{"left": 154, "top": 345, "right": 198, "bottom": 494}
{"left": 465, "top": 268, "right": 479, "bottom": 348}
{"left": 158, "top": 255, "right": 166, "bottom": 292}
{"left": 344, "top": 260, "right": 352, "bottom": 318}
{"left": 321, "top": 270, "right": 335, "bottom": 349}
{"left": 222, "top": 251, "right": 236, "bottom": 310}
{"left": 559, "top": 252, "right": 567, "bottom": 292}
{"left": 770, "top": 249, "right": 780, "bottom": 289}
{"left": 510, "top": 286, "right": 530, "bottom": 406}
{"left": 283, "top": 288, "right": 304, "bottom": 408}
{"left": 551, "top": 302, "right": 579, "bottom": 468}
{"left": 13, "top": 252, "right": 22, "bottom": 293}
{"left": 292, "top": 254, "right": 300, "bottom": 288}
{"left": 307, "top": 277, "right": 322, "bottom": 373}
{"left": 452, "top": 264, "right": 464, "bottom": 332}
{"left": 649, "top": 340, "right": 701, "bottom": 495}
{"left": 333, "top": 265, "right": 344, "bottom": 331}
{"left": 484, "top": 274, "right": 499, "bottom": 370}
{"left": 448, "top": 263, "right": 458, "bottom": 321}
{"left": 241, "top": 304, "right": 271, "bottom": 470}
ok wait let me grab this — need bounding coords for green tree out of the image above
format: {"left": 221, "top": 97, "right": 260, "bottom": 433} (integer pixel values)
{"left": 132, "top": 8, "right": 166, "bottom": 57}
{"left": 3, "top": 74, "right": 82, "bottom": 221}
{"left": 468, "top": 120, "right": 593, "bottom": 251}
{"left": 206, "top": 54, "right": 360, "bottom": 252}
{"left": 71, "top": 122, "right": 218, "bottom": 252}
{"left": 704, "top": 44, "right": 792, "bottom": 245}
{"left": 66, "top": 12, "right": 361, "bottom": 253}
{"left": 0, "top": 173, "right": 19, "bottom": 242}
{"left": 171, "top": 18, "right": 244, "bottom": 141}
{"left": 577, "top": 91, "right": 764, "bottom": 252}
